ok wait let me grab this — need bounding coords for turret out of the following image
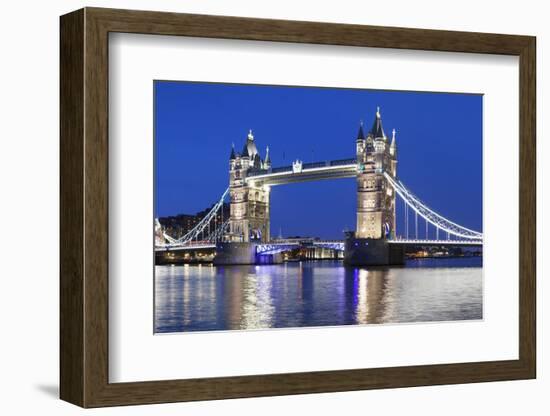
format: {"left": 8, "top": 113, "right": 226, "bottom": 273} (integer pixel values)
{"left": 390, "top": 128, "right": 397, "bottom": 156}
{"left": 264, "top": 146, "right": 271, "bottom": 169}
{"left": 229, "top": 143, "right": 237, "bottom": 172}
{"left": 356, "top": 121, "right": 365, "bottom": 142}
{"left": 242, "top": 129, "right": 259, "bottom": 158}
{"left": 389, "top": 128, "right": 397, "bottom": 177}
{"left": 356, "top": 121, "right": 366, "bottom": 158}
{"left": 369, "top": 106, "right": 386, "bottom": 141}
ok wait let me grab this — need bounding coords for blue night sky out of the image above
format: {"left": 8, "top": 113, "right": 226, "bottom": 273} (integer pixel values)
{"left": 154, "top": 81, "right": 482, "bottom": 240}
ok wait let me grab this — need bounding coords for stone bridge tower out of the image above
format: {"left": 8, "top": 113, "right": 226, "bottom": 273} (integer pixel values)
{"left": 345, "top": 107, "right": 403, "bottom": 266}
{"left": 355, "top": 107, "right": 398, "bottom": 240}
{"left": 227, "top": 130, "right": 271, "bottom": 243}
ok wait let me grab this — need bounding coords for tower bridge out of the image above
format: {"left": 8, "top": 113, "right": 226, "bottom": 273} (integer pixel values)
{"left": 156, "top": 107, "right": 482, "bottom": 266}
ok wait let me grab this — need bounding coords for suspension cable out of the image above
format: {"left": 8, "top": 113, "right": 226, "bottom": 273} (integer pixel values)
{"left": 385, "top": 172, "right": 482, "bottom": 240}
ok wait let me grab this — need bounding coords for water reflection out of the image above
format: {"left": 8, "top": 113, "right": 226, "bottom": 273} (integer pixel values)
{"left": 154, "top": 258, "right": 482, "bottom": 333}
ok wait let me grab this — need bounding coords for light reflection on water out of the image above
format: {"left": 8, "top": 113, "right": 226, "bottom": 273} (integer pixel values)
{"left": 154, "top": 258, "right": 482, "bottom": 333}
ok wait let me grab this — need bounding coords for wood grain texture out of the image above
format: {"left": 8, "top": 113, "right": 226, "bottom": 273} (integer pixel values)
{"left": 59, "top": 8, "right": 84, "bottom": 407}
{"left": 83, "top": 10, "right": 110, "bottom": 406}
{"left": 59, "top": 7, "right": 537, "bottom": 408}
{"left": 518, "top": 38, "right": 536, "bottom": 375}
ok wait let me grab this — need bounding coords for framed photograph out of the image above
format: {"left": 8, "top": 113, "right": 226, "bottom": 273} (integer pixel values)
{"left": 60, "top": 7, "right": 536, "bottom": 407}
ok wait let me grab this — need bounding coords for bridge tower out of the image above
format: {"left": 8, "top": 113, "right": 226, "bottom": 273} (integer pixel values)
{"left": 346, "top": 107, "right": 403, "bottom": 266}
{"left": 227, "top": 130, "right": 271, "bottom": 243}
{"left": 355, "top": 107, "right": 397, "bottom": 239}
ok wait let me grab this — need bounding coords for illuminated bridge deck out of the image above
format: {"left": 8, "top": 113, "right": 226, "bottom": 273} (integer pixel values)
{"left": 246, "top": 159, "right": 357, "bottom": 186}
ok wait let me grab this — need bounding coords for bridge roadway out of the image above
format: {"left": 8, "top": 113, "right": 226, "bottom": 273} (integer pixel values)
{"left": 245, "top": 159, "right": 357, "bottom": 186}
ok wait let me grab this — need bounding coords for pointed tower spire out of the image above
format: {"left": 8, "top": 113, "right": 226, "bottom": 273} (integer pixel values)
{"left": 356, "top": 120, "right": 365, "bottom": 142}
{"left": 369, "top": 106, "right": 386, "bottom": 139}
{"left": 390, "top": 128, "right": 397, "bottom": 156}
{"left": 242, "top": 128, "right": 258, "bottom": 158}
{"left": 264, "top": 145, "right": 271, "bottom": 166}
{"left": 229, "top": 143, "right": 236, "bottom": 160}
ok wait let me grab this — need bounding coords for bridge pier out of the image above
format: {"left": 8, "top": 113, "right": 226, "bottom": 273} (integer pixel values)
{"left": 213, "top": 242, "right": 283, "bottom": 265}
{"left": 344, "top": 237, "right": 404, "bottom": 267}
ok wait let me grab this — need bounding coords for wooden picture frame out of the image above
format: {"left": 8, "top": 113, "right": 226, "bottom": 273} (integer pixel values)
{"left": 60, "top": 7, "right": 536, "bottom": 408}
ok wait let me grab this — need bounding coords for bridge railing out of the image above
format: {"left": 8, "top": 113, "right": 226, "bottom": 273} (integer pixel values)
{"left": 302, "top": 161, "right": 327, "bottom": 169}
{"left": 269, "top": 165, "right": 292, "bottom": 174}
{"left": 329, "top": 158, "right": 356, "bottom": 166}
{"left": 247, "top": 166, "right": 291, "bottom": 177}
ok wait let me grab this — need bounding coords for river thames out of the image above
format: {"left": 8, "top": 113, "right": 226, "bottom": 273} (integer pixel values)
{"left": 154, "top": 258, "right": 482, "bottom": 333}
